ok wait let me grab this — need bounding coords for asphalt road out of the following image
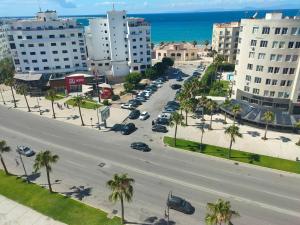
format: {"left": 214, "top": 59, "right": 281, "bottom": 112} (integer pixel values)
{"left": 1, "top": 75, "right": 300, "bottom": 225}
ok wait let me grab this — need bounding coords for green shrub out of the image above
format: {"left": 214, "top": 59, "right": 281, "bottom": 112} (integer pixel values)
{"left": 102, "top": 99, "right": 110, "bottom": 106}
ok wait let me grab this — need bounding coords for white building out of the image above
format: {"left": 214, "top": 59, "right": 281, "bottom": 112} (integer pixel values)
{"left": 233, "top": 13, "right": 300, "bottom": 113}
{"left": 6, "top": 10, "right": 87, "bottom": 77}
{"left": 85, "top": 10, "right": 151, "bottom": 79}
{"left": 0, "top": 24, "right": 10, "bottom": 60}
{"left": 211, "top": 22, "right": 240, "bottom": 63}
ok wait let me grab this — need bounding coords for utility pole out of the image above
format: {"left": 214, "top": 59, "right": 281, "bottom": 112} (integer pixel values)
{"left": 93, "top": 68, "right": 101, "bottom": 103}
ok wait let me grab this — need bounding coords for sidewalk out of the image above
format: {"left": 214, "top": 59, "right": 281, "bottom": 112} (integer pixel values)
{"left": 0, "top": 195, "right": 65, "bottom": 225}
{"left": 0, "top": 85, "right": 129, "bottom": 130}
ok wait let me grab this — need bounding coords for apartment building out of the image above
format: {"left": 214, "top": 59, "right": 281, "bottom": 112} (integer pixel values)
{"left": 211, "top": 22, "right": 240, "bottom": 63}
{"left": 6, "top": 10, "right": 87, "bottom": 77}
{"left": 85, "top": 10, "right": 151, "bottom": 78}
{"left": 0, "top": 24, "right": 10, "bottom": 60}
{"left": 233, "top": 13, "right": 300, "bottom": 114}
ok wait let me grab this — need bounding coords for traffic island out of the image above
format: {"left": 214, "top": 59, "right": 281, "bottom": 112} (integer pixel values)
{"left": 163, "top": 136, "right": 300, "bottom": 174}
{"left": 0, "top": 171, "right": 121, "bottom": 225}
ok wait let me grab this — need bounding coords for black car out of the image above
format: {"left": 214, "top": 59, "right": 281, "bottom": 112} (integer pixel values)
{"left": 111, "top": 124, "right": 123, "bottom": 132}
{"left": 167, "top": 195, "right": 195, "bottom": 214}
{"left": 167, "top": 101, "right": 180, "bottom": 109}
{"left": 130, "top": 142, "right": 151, "bottom": 152}
{"left": 171, "top": 84, "right": 182, "bottom": 90}
{"left": 152, "top": 125, "right": 168, "bottom": 133}
{"left": 128, "top": 109, "right": 140, "bottom": 120}
{"left": 155, "top": 117, "right": 170, "bottom": 125}
{"left": 121, "top": 123, "right": 136, "bottom": 135}
{"left": 128, "top": 99, "right": 142, "bottom": 106}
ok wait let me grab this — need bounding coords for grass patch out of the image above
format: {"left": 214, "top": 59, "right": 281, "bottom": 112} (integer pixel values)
{"left": 66, "top": 98, "right": 101, "bottom": 109}
{"left": 45, "top": 94, "right": 65, "bottom": 101}
{"left": 164, "top": 136, "right": 300, "bottom": 174}
{"left": 0, "top": 171, "right": 121, "bottom": 225}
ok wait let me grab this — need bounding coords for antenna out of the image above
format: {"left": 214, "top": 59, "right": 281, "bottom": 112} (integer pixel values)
{"left": 37, "top": 0, "right": 42, "bottom": 12}
{"left": 112, "top": 2, "right": 115, "bottom": 10}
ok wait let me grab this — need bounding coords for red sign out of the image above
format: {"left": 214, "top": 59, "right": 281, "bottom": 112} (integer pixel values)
{"left": 65, "top": 76, "right": 85, "bottom": 93}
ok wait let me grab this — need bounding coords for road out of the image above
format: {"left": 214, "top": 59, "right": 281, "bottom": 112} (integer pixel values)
{"left": 0, "top": 74, "right": 300, "bottom": 225}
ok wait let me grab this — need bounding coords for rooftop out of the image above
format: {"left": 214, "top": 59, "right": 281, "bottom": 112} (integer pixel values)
{"left": 155, "top": 42, "right": 199, "bottom": 51}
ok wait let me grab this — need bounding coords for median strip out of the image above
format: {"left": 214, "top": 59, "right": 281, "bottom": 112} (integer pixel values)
{"left": 163, "top": 136, "right": 300, "bottom": 174}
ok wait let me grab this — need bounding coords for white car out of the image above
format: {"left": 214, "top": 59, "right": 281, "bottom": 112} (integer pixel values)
{"left": 139, "top": 111, "right": 150, "bottom": 120}
{"left": 158, "top": 113, "right": 171, "bottom": 120}
{"left": 121, "top": 103, "right": 134, "bottom": 109}
{"left": 157, "top": 83, "right": 163, "bottom": 88}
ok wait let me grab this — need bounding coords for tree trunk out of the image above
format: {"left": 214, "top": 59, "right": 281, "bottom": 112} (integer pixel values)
{"left": 233, "top": 114, "right": 236, "bottom": 125}
{"left": 10, "top": 86, "right": 17, "bottom": 108}
{"left": 120, "top": 194, "right": 125, "bottom": 224}
{"left": 0, "top": 155, "right": 9, "bottom": 175}
{"left": 46, "top": 166, "right": 53, "bottom": 193}
{"left": 228, "top": 139, "right": 233, "bottom": 158}
{"left": 209, "top": 113, "right": 213, "bottom": 130}
{"left": 200, "top": 131, "right": 204, "bottom": 152}
{"left": 174, "top": 124, "right": 178, "bottom": 146}
{"left": 51, "top": 101, "right": 56, "bottom": 118}
{"left": 24, "top": 95, "right": 31, "bottom": 112}
{"left": 224, "top": 112, "right": 227, "bottom": 124}
{"left": 0, "top": 89, "right": 6, "bottom": 105}
{"left": 78, "top": 106, "right": 84, "bottom": 126}
{"left": 263, "top": 123, "right": 268, "bottom": 140}
{"left": 185, "top": 110, "right": 188, "bottom": 126}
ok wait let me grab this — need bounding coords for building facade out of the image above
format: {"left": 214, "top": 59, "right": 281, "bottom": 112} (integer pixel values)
{"left": 233, "top": 13, "right": 300, "bottom": 113}
{"left": 0, "top": 24, "right": 10, "bottom": 60}
{"left": 6, "top": 10, "right": 87, "bottom": 77}
{"left": 155, "top": 42, "right": 200, "bottom": 61}
{"left": 85, "top": 10, "right": 151, "bottom": 78}
{"left": 211, "top": 22, "right": 240, "bottom": 63}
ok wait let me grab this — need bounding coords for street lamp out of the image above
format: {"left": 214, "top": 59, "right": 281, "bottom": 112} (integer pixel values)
{"left": 165, "top": 191, "right": 172, "bottom": 225}
{"left": 36, "top": 97, "right": 41, "bottom": 115}
{"left": 94, "top": 106, "right": 101, "bottom": 130}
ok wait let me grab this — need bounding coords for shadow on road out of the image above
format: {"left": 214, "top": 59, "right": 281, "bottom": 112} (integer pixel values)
{"left": 126, "top": 216, "right": 176, "bottom": 225}
{"left": 63, "top": 185, "right": 92, "bottom": 201}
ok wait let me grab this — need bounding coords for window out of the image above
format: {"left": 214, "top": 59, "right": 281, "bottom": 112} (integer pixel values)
{"left": 72, "top": 41, "right": 76, "bottom": 45}
{"left": 280, "top": 80, "right": 286, "bottom": 86}
{"left": 254, "top": 77, "right": 261, "bottom": 83}
{"left": 270, "top": 91, "right": 275, "bottom": 97}
{"left": 30, "top": 52, "right": 36, "bottom": 55}
{"left": 268, "top": 67, "right": 274, "bottom": 73}
{"left": 52, "top": 51, "right": 58, "bottom": 54}
{"left": 244, "top": 86, "right": 250, "bottom": 92}
{"left": 17, "top": 35, "right": 22, "bottom": 39}
{"left": 262, "top": 27, "right": 270, "bottom": 34}
{"left": 28, "top": 44, "right": 34, "bottom": 47}
{"left": 278, "top": 92, "right": 284, "bottom": 98}
{"left": 33, "top": 67, "right": 39, "bottom": 71}
{"left": 49, "top": 35, "right": 55, "bottom": 38}
{"left": 51, "top": 43, "right": 56, "bottom": 46}
{"left": 249, "top": 52, "right": 255, "bottom": 58}
{"left": 65, "top": 65, "right": 71, "bottom": 69}
{"left": 42, "top": 59, "right": 47, "bottom": 62}
{"left": 19, "top": 44, "right": 24, "bottom": 47}
{"left": 285, "top": 55, "right": 291, "bottom": 62}
{"left": 63, "top": 58, "right": 69, "bottom": 61}
{"left": 59, "top": 34, "right": 65, "bottom": 38}
{"left": 250, "top": 40, "right": 257, "bottom": 46}
{"left": 247, "top": 64, "right": 253, "bottom": 70}
{"left": 295, "top": 42, "right": 300, "bottom": 48}
{"left": 281, "top": 27, "right": 288, "bottom": 35}
{"left": 292, "top": 55, "right": 298, "bottom": 62}
{"left": 44, "top": 67, "right": 50, "bottom": 70}
{"left": 272, "top": 41, "right": 278, "bottom": 48}
{"left": 61, "top": 42, "right": 66, "bottom": 46}
{"left": 287, "top": 80, "right": 292, "bottom": 86}
{"left": 252, "top": 27, "right": 259, "bottom": 34}
{"left": 260, "top": 40, "right": 268, "bottom": 47}
{"left": 283, "top": 68, "right": 289, "bottom": 74}
{"left": 276, "top": 55, "right": 283, "bottom": 61}
{"left": 40, "top": 51, "right": 46, "bottom": 55}
{"left": 265, "top": 79, "right": 271, "bottom": 85}
{"left": 264, "top": 90, "right": 269, "bottom": 96}
{"left": 38, "top": 43, "right": 44, "bottom": 47}
{"left": 279, "top": 41, "right": 285, "bottom": 48}
{"left": 253, "top": 88, "right": 259, "bottom": 94}
{"left": 54, "top": 58, "right": 59, "bottom": 62}
{"left": 270, "top": 54, "right": 276, "bottom": 61}
{"left": 274, "top": 67, "right": 280, "bottom": 74}
{"left": 246, "top": 75, "right": 251, "bottom": 81}
{"left": 291, "top": 27, "right": 297, "bottom": 35}
{"left": 37, "top": 35, "right": 42, "bottom": 39}
{"left": 21, "top": 52, "right": 26, "bottom": 55}
{"left": 288, "top": 42, "right": 294, "bottom": 48}
{"left": 275, "top": 27, "right": 281, "bottom": 34}
{"left": 258, "top": 53, "right": 265, "bottom": 59}
{"left": 62, "top": 50, "right": 68, "bottom": 53}
{"left": 256, "top": 65, "right": 263, "bottom": 72}
{"left": 272, "top": 80, "right": 277, "bottom": 85}
{"left": 26, "top": 36, "right": 32, "bottom": 39}
{"left": 55, "top": 66, "right": 61, "bottom": 69}
{"left": 289, "top": 68, "right": 295, "bottom": 74}
{"left": 284, "top": 92, "right": 290, "bottom": 98}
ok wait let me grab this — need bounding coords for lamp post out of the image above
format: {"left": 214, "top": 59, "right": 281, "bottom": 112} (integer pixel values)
{"left": 165, "top": 191, "right": 172, "bottom": 225}
{"left": 36, "top": 96, "right": 41, "bottom": 115}
{"left": 94, "top": 106, "right": 101, "bottom": 130}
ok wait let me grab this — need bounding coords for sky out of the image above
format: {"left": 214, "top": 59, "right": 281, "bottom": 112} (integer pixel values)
{"left": 0, "top": 0, "right": 299, "bottom": 17}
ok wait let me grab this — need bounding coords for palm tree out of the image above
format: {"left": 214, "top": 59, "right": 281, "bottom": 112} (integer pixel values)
{"left": 206, "top": 100, "right": 217, "bottom": 130}
{"left": 33, "top": 150, "right": 59, "bottom": 193}
{"left": 262, "top": 111, "right": 275, "bottom": 140}
{"left": 4, "top": 76, "right": 17, "bottom": 108}
{"left": 224, "top": 125, "right": 242, "bottom": 158}
{"left": 107, "top": 173, "right": 135, "bottom": 224}
{"left": 73, "top": 96, "right": 85, "bottom": 126}
{"left": 0, "top": 140, "right": 11, "bottom": 175}
{"left": 205, "top": 199, "right": 239, "bottom": 225}
{"left": 169, "top": 112, "right": 185, "bottom": 146}
{"left": 214, "top": 55, "right": 225, "bottom": 82}
{"left": 204, "top": 40, "right": 209, "bottom": 50}
{"left": 16, "top": 84, "right": 31, "bottom": 112}
{"left": 192, "top": 40, "right": 197, "bottom": 47}
{"left": 176, "top": 92, "right": 188, "bottom": 115}
{"left": 231, "top": 104, "right": 241, "bottom": 125}
{"left": 222, "top": 99, "right": 231, "bottom": 124}
{"left": 47, "top": 89, "right": 57, "bottom": 119}
{"left": 182, "top": 99, "right": 194, "bottom": 126}
{"left": 0, "top": 87, "right": 6, "bottom": 105}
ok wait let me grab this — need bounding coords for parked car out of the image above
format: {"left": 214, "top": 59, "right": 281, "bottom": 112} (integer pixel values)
{"left": 167, "top": 101, "right": 180, "bottom": 108}
{"left": 139, "top": 111, "right": 150, "bottom": 120}
{"left": 167, "top": 195, "right": 195, "bottom": 214}
{"left": 158, "top": 113, "right": 171, "bottom": 120}
{"left": 155, "top": 117, "right": 170, "bottom": 125}
{"left": 111, "top": 124, "right": 123, "bottom": 132}
{"left": 176, "top": 76, "right": 183, "bottom": 81}
{"left": 152, "top": 124, "right": 168, "bottom": 133}
{"left": 121, "top": 123, "right": 136, "bottom": 135}
{"left": 163, "top": 107, "right": 176, "bottom": 114}
{"left": 16, "top": 146, "right": 35, "bottom": 157}
{"left": 171, "top": 84, "right": 182, "bottom": 90}
{"left": 128, "top": 99, "right": 142, "bottom": 106}
{"left": 135, "top": 96, "right": 147, "bottom": 102}
{"left": 157, "top": 83, "right": 163, "bottom": 88}
{"left": 121, "top": 103, "right": 135, "bottom": 110}
{"left": 130, "top": 142, "right": 151, "bottom": 152}
{"left": 128, "top": 110, "right": 140, "bottom": 120}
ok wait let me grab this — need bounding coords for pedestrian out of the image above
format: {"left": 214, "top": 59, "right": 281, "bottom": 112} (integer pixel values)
{"left": 15, "top": 158, "right": 19, "bottom": 167}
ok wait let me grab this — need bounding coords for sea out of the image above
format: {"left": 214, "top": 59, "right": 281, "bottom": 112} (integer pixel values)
{"left": 75, "top": 9, "right": 299, "bottom": 44}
